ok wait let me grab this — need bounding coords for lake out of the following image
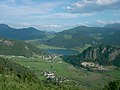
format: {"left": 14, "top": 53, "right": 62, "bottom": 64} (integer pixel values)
{"left": 44, "top": 49, "right": 80, "bottom": 55}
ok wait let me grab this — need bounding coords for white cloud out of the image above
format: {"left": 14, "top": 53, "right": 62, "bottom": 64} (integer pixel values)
{"left": 29, "top": 12, "right": 94, "bottom": 20}
{"left": 53, "top": 13, "right": 80, "bottom": 18}
{"left": 66, "top": 6, "right": 73, "bottom": 10}
{"left": 73, "top": 2, "right": 85, "bottom": 8}
{"left": 109, "top": 20, "right": 120, "bottom": 23}
{"left": 66, "top": 0, "right": 120, "bottom": 13}
{"left": 77, "top": 22, "right": 89, "bottom": 26}
{"left": 0, "top": 20, "right": 4, "bottom": 23}
{"left": 96, "top": 0, "right": 119, "bottom": 5}
{"left": 20, "top": 22, "right": 31, "bottom": 27}
{"left": 41, "top": 24, "right": 62, "bottom": 28}
{"left": 97, "top": 20, "right": 120, "bottom": 25}
{"left": 0, "top": 1, "right": 62, "bottom": 17}
{"left": 97, "top": 20, "right": 107, "bottom": 24}
{"left": 53, "top": 12, "right": 94, "bottom": 18}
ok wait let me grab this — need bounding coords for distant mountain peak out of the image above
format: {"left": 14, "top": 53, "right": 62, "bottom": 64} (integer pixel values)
{"left": 21, "top": 27, "right": 38, "bottom": 31}
{"left": 105, "top": 23, "right": 120, "bottom": 29}
{"left": 73, "top": 26, "right": 88, "bottom": 29}
{"left": 0, "top": 24, "right": 11, "bottom": 29}
{"left": 0, "top": 23, "right": 9, "bottom": 26}
{"left": 0, "top": 24, "right": 46, "bottom": 40}
{"left": 27, "top": 27, "right": 37, "bottom": 30}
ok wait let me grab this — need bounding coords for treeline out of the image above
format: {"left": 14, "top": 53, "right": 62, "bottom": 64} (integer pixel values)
{"left": 103, "top": 80, "right": 120, "bottom": 90}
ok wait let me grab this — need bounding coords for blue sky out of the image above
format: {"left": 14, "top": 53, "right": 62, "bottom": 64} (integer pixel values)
{"left": 0, "top": 0, "right": 120, "bottom": 31}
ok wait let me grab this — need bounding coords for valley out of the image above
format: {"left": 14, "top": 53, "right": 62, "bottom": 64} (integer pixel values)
{"left": 1, "top": 55, "right": 120, "bottom": 89}
{"left": 0, "top": 23, "right": 120, "bottom": 90}
{"left": 1, "top": 0, "right": 120, "bottom": 89}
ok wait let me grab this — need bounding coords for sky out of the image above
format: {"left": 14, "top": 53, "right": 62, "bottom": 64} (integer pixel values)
{"left": 0, "top": 0, "right": 120, "bottom": 31}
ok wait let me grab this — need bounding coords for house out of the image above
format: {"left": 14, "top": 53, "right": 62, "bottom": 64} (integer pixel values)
{"left": 42, "top": 54, "right": 58, "bottom": 60}
{"left": 81, "top": 62, "right": 95, "bottom": 67}
{"left": 44, "top": 71, "right": 56, "bottom": 79}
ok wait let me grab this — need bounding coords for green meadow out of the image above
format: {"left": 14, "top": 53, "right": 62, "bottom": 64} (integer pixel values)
{"left": 8, "top": 56, "right": 119, "bottom": 89}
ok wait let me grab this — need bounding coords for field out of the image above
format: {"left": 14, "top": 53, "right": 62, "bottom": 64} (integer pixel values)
{"left": 103, "top": 69, "right": 120, "bottom": 79}
{"left": 5, "top": 56, "right": 119, "bottom": 89}
{"left": 26, "top": 39, "right": 66, "bottom": 50}
{"left": 37, "top": 44, "right": 66, "bottom": 49}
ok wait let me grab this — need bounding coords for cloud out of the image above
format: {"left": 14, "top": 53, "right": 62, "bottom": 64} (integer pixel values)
{"left": 73, "top": 2, "right": 85, "bottom": 8}
{"left": 96, "top": 0, "right": 119, "bottom": 5}
{"left": 66, "top": 0, "right": 120, "bottom": 13}
{"left": 27, "top": 12, "right": 94, "bottom": 21}
{"left": 0, "top": 20, "right": 4, "bottom": 23}
{"left": 41, "top": 24, "right": 62, "bottom": 28}
{"left": 0, "top": 1, "right": 62, "bottom": 17}
{"left": 52, "top": 13, "right": 81, "bottom": 18}
{"left": 20, "top": 22, "right": 31, "bottom": 27}
{"left": 97, "top": 20, "right": 107, "bottom": 24}
{"left": 97, "top": 20, "right": 120, "bottom": 25}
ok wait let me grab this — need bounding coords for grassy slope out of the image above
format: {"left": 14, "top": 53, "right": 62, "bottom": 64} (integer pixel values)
{"left": 8, "top": 56, "right": 120, "bottom": 89}
{"left": 37, "top": 44, "right": 66, "bottom": 49}
{"left": 103, "top": 69, "right": 120, "bottom": 79}
{"left": 26, "top": 39, "right": 66, "bottom": 49}
{"left": 0, "top": 57, "right": 83, "bottom": 90}
{"left": 0, "top": 38, "right": 42, "bottom": 57}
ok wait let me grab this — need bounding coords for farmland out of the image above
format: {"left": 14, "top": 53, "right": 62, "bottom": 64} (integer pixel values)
{"left": 4, "top": 55, "right": 119, "bottom": 89}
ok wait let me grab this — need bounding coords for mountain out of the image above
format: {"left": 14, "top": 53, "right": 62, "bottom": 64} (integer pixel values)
{"left": 105, "top": 23, "right": 120, "bottom": 29}
{"left": 1, "top": 23, "right": 120, "bottom": 49}
{"left": 0, "top": 38, "right": 42, "bottom": 57}
{"left": 0, "top": 24, "right": 46, "bottom": 40}
{"left": 45, "top": 23, "right": 120, "bottom": 49}
{"left": 45, "top": 26, "right": 97, "bottom": 48}
{"left": 63, "top": 45, "right": 120, "bottom": 67}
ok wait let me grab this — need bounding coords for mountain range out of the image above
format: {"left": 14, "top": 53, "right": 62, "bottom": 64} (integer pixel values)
{"left": 0, "top": 23, "right": 120, "bottom": 49}
{"left": 0, "top": 24, "right": 46, "bottom": 40}
{"left": 45, "top": 23, "right": 120, "bottom": 48}
{"left": 0, "top": 23, "right": 120, "bottom": 90}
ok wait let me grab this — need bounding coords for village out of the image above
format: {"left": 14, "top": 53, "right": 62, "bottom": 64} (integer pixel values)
{"left": 43, "top": 71, "right": 69, "bottom": 83}
{"left": 81, "top": 62, "right": 109, "bottom": 71}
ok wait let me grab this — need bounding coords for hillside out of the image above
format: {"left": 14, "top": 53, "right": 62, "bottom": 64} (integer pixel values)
{"left": 0, "top": 57, "right": 83, "bottom": 90}
{"left": 45, "top": 23, "right": 120, "bottom": 49}
{"left": 105, "top": 23, "right": 120, "bottom": 29}
{"left": 1, "top": 23, "right": 120, "bottom": 49}
{"left": 0, "top": 24, "right": 47, "bottom": 40}
{"left": 0, "top": 38, "right": 42, "bottom": 57}
{"left": 45, "top": 26, "right": 97, "bottom": 48}
{"left": 102, "top": 80, "right": 120, "bottom": 90}
{"left": 0, "top": 57, "right": 37, "bottom": 80}
{"left": 63, "top": 45, "right": 120, "bottom": 67}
